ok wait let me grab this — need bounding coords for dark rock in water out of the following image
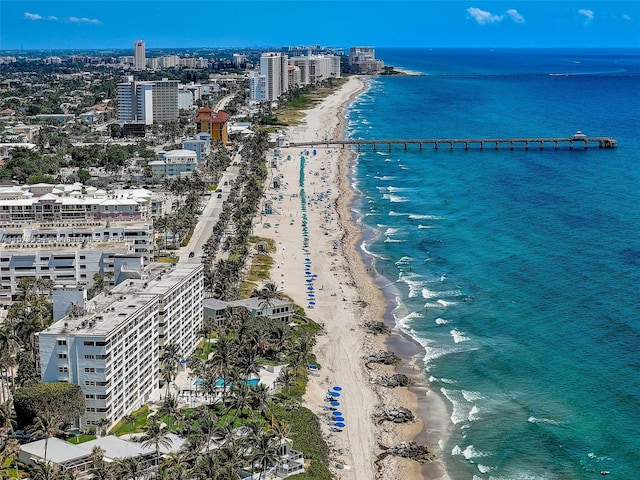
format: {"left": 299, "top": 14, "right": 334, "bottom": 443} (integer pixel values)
{"left": 366, "top": 351, "right": 401, "bottom": 365}
{"left": 377, "top": 373, "right": 411, "bottom": 388}
{"left": 375, "top": 406, "right": 414, "bottom": 423}
{"left": 386, "top": 442, "right": 435, "bottom": 463}
{"left": 363, "top": 320, "right": 391, "bottom": 335}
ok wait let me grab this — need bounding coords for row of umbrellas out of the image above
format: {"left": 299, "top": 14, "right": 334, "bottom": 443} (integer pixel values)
{"left": 325, "top": 386, "right": 345, "bottom": 429}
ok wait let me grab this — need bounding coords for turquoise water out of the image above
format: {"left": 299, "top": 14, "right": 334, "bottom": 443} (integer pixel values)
{"left": 347, "top": 49, "right": 640, "bottom": 479}
{"left": 192, "top": 378, "right": 260, "bottom": 387}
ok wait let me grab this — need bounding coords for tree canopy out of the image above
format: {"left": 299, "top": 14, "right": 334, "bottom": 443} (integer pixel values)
{"left": 13, "top": 382, "right": 85, "bottom": 428}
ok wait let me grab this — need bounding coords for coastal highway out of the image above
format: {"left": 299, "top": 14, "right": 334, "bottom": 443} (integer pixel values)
{"left": 175, "top": 160, "right": 240, "bottom": 263}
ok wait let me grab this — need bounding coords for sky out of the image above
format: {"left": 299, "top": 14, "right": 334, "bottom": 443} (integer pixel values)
{"left": 0, "top": 0, "right": 639, "bottom": 51}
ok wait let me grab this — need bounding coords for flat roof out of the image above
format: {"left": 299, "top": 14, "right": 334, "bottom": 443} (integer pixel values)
{"left": 40, "top": 262, "right": 202, "bottom": 337}
{"left": 204, "top": 296, "right": 291, "bottom": 312}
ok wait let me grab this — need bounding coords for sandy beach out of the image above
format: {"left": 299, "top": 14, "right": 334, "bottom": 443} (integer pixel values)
{"left": 251, "top": 76, "right": 449, "bottom": 479}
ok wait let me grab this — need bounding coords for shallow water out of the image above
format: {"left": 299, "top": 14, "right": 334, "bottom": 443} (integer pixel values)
{"left": 348, "top": 49, "right": 640, "bottom": 479}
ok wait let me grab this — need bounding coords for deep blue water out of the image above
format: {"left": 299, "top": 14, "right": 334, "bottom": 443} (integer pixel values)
{"left": 346, "top": 49, "right": 640, "bottom": 479}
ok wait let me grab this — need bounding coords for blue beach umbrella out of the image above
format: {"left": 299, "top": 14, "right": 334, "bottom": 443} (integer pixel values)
{"left": 306, "top": 278, "right": 313, "bottom": 283}
{"left": 333, "top": 416, "right": 345, "bottom": 422}
{"left": 330, "top": 401, "right": 340, "bottom": 407}
{"left": 308, "top": 294, "right": 315, "bottom": 298}
{"left": 332, "top": 411, "right": 343, "bottom": 416}
{"left": 305, "top": 257, "right": 311, "bottom": 261}
{"left": 307, "top": 286, "right": 314, "bottom": 290}
{"left": 328, "top": 391, "right": 340, "bottom": 397}
{"left": 332, "top": 386, "right": 343, "bottom": 391}
{"left": 308, "top": 301, "right": 316, "bottom": 305}
{"left": 334, "top": 422, "right": 346, "bottom": 428}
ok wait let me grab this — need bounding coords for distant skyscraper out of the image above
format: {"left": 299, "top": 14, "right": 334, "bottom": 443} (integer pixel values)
{"left": 133, "top": 40, "right": 146, "bottom": 71}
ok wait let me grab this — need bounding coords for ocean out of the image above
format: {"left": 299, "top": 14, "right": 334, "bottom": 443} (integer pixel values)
{"left": 345, "top": 49, "right": 640, "bottom": 479}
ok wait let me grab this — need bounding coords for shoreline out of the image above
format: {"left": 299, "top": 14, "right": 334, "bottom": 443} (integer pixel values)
{"left": 254, "top": 75, "right": 448, "bottom": 480}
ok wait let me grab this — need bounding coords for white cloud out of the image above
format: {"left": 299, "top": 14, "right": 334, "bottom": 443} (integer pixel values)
{"left": 506, "top": 9, "right": 525, "bottom": 24}
{"left": 467, "top": 7, "right": 503, "bottom": 25}
{"left": 68, "top": 16, "right": 101, "bottom": 25}
{"left": 578, "top": 9, "right": 594, "bottom": 24}
{"left": 24, "top": 11, "right": 100, "bottom": 24}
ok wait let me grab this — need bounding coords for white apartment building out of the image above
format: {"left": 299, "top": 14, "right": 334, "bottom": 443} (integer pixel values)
{"left": 0, "top": 184, "right": 160, "bottom": 302}
{"left": 133, "top": 40, "right": 146, "bottom": 71}
{"left": 248, "top": 71, "right": 268, "bottom": 102}
{"left": 36, "top": 262, "right": 204, "bottom": 430}
{"left": 260, "top": 52, "right": 289, "bottom": 101}
{"left": 348, "top": 46, "right": 384, "bottom": 74}
{"left": 117, "top": 77, "right": 178, "bottom": 125}
{"left": 289, "top": 55, "right": 341, "bottom": 85}
{"left": 149, "top": 149, "right": 197, "bottom": 178}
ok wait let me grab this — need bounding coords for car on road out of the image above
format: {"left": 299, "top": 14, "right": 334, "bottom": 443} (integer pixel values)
{"left": 188, "top": 252, "right": 195, "bottom": 258}
{"left": 217, "top": 193, "right": 222, "bottom": 198}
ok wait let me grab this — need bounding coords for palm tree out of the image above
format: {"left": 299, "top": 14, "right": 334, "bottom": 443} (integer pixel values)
{"left": 159, "top": 451, "right": 191, "bottom": 480}
{"left": 249, "top": 383, "right": 271, "bottom": 417}
{"left": 29, "top": 461, "right": 65, "bottom": 480}
{"left": 114, "top": 456, "right": 145, "bottom": 480}
{"left": 123, "top": 413, "right": 137, "bottom": 437}
{"left": 29, "top": 412, "right": 65, "bottom": 463}
{"left": 194, "top": 452, "right": 220, "bottom": 480}
{"left": 206, "top": 335, "right": 236, "bottom": 397}
{"left": 252, "top": 431, "right": 281, "bottom": 480}
{"left": 140, "top": 416, "right": 173, "bottom": 463}
{"left": 159, "top": 394, "right": 181, "bottom": 431}
{"left": 228, "top": 381, "right": 252, "bottom": 420}
{"left": 160, "top": 363, "right": 177, "bottom": 400}
{"left": 0, "top": 399, "right": 16, "bottom": 436}
{"left": 1, "top": 439, "right": 21, "bottom": 479}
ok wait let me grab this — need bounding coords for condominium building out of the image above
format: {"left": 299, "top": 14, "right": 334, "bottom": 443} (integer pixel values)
{"left": 260, "top": 52, "right": 289, "bottom": 101}
{"left": 348, "top": 46, "right": 385, "bottom": 74}
{"left": 249, "top": 71, "right": 267, "bottom": 103}
{"left": 148, "top": 150, "right": 197, "bottom": 178}
{"left": 117, "top": 77, "right": 178, "bottom": 125}
{"left": 36, "top": 262, "right": 204, "bottom": 430}
{"left": 133, "top": 40, "right": 146, "bottom": 71}
{"left": 0, "top": 184, "right": 160, "bottom": 302}
{"left": 288, "top": 54, "right": 341, "bottom": 85}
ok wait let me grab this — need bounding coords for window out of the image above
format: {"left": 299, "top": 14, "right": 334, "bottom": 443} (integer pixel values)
{"left": 85, "top": 381, "right": 95, "bottom": 386}
{"left": 84, "top": 355, "right": 95, "bottom": 360}
{"left": 58, "top": 366, "right": 68, "bottom": 373}
{"left": 57, "top": 353, "right": 67, "bottom": 359}
{"left": 96, "top": 341, "right": 109, "bottom": 347}
{"left": 57, "top": 340, "right": 67, "bottom": 346}
{"left": 84, "top": 367, "right": 95, "bottom": 373}
{"left": 85, "top": 394, "right": 95, "bottom": 399}
{"left": 83, "top": 341, "right": 95, "bottom": 346}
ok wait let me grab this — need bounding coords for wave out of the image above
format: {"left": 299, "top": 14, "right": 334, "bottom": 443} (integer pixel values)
{"left": 450, "top": 328, "right": 470, "bottom": 343}
{"left": 374, "top": 175, "right": 396, "bottom": 181}
{"left": 395, "top": 311, "right": 424, "bottom": 330}
{"left": 418, "top": 224, "right": 436, "bottom": 229}
{"left": 387, "top": 186, "right": 407, "bottom": 193}
{"left": 435, "top": 317, "right": 449, "bottom": 325}
{"left": 527, "top": 416, "right": 563, "bottom": 425}
{"left": 425, "top": 299, "right": 458, "bottom": 308}
{"left": 389, "top": 194, "right": 409, "bottom": 203}
{"left": 389, "top": 211, "right": 409, "bottom": 216}
{"left": 409, "top": 214, "right": 444, "bottom": 220}
{"left": 384, "top": 227, "right": 400, "bottom": 236}
{"left": 399, "top": 271, "right": 425, "bottom": 298}
{"left": 442, "top": 388, "right": 482, "bottom": 424}
{"left": 395, "top": 256, "right": 414, "bottom": 265}
{"left": 384, "top": 238, "right": 404, "bottom": 243}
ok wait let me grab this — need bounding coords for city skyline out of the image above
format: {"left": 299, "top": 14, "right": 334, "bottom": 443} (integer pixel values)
{"left": 1, "top": 0, "right": 639, "bottom": 51}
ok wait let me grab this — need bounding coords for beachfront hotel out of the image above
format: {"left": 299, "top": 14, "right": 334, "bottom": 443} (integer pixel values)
{"left": 0, "top": 183, "right": 161, "bottom": 303}
{"left": 260, "top": 52, "right": 290, "bottom": 101}
{"left": 36, "top": 262, "right": 204, "bottom": 430}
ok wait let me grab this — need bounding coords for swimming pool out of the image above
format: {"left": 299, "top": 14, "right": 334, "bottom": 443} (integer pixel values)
{"left": 192, "top": 378, "right": 260, "bottom": 387}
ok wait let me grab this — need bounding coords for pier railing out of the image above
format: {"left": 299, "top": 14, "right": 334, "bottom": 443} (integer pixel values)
{"left": 288, "top": 136, "right": 617, "bottom": 151}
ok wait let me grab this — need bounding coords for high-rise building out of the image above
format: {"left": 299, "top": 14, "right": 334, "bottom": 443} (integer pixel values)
{"left": 133, "top": 40, "right": 146, "bottom": 71}
{"left": 260, "top": 52, "right": 289, "bottom": 101}
{"left": 289, "top": 54, "right": 341, "bottom": 85}
{"left": 117, "top": 77, "right": 178, "bottom": 125}
{"left": 36, "top": 262, "right": 204, "bottom": 430}
{"left": 348, "top": 46, "right": 384, "bottom": 74}
{"left": 249, "top": 71, "right": 267, "bottom": 102}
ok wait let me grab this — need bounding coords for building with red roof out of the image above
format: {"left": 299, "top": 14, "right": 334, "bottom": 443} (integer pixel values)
{"left": 194, "top": 107, "right": 230, "bottom": 144}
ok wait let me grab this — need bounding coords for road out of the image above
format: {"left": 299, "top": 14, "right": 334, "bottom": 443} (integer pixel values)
{"left": 175, "top": 161, "right": 241, "bottom": 263}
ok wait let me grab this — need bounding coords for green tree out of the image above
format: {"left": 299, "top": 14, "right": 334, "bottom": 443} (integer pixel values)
{"left": 14, "top": 382, "right": 85, "bottom": 429}
{"left": 29, "top": 412, "right": 66, "bottom": 463}
{"left": 140, "top": 416, "right": 173, "bottom": 462}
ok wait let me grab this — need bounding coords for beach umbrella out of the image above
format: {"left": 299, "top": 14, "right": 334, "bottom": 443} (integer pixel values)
{"left": 308, "top": 293, "right": 315, "bottom": 298}
{"left": 330, "top": 401, "right": 340, "bottom": 407}
{"left": 305, "top": 257, "right": 311, "bottom": 261}
{"left": 328, "top": 391, "right": 340, "bottom": 397}
{"left": 307, "top": 286, "right": 314, "bottom": 291}
{"left": 332, "top": 386, "right": 343, "bottom": 391}
{"left": 333, "top": 416, "right": 345, "bottom": 422}
{"left": 308, "top": 301, "right": 316, "bottom": 305}
{"left": 312, "top": 274, "right": 319, "bottom": 278}
{"left": 306, "top": 279, "right": 313, "bottom": 283}
{"left": 335, "top": 422, "right": 346, "bottom": 428}
{"left": 332, "top": 411, "right": 343, "bottom": 416}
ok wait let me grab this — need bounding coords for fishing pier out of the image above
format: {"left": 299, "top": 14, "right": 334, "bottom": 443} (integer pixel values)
{"left": 288, "top": 135, "right": 617, "bottom": 151}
